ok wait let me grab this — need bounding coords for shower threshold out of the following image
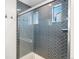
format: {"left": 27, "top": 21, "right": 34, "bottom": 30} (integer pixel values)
{"left": 20, "top": 52, "right": 45, "bottom": 59}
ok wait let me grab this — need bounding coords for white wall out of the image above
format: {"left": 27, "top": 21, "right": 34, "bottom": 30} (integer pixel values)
{"left": 5, "top": 0, "right": 16, "bottom": 59}
{"left": 70, "top": 0, "right": 74, "bottom": 59}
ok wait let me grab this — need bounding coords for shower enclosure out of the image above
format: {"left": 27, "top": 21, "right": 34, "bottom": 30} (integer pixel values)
{"left": 17, "top": 0, "right": 69, "bottom": 59}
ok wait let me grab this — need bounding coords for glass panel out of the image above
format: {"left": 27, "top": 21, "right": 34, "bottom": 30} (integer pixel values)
{"left": 18, "top": 11, "right": 34, "bottom": 58}
{"left": 17, "top": 0, "right": 68, "bottom": 59}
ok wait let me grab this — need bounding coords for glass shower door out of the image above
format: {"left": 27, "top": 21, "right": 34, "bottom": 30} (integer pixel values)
{"left": 17, "top": 0, "right": 68, "bottom": 59}
{"left": 18, "top": 11, "right": 34, "bottom": 58}
{"left": 33, "top": 1, "right": 68, "bottom": 59}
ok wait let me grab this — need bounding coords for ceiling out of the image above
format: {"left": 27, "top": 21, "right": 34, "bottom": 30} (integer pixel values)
{"left": 19, "top": 0, "right": 47, "bottom": 7}
{"left": 17, "top": 1, "right": 31, "bottom": 13}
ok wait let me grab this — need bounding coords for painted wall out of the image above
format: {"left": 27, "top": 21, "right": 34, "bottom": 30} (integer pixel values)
{"left": 70, "top": 0, "right": 74, "bottom": 59}
{"left": 5, "top": 0, "right": 16, "bottom": 59}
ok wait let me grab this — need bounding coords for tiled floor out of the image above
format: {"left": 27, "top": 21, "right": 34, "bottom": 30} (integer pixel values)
{"left": 20, "top": 52, "right": 45, "bottom": 59}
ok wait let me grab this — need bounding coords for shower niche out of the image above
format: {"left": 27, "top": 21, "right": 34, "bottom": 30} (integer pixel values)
{"left": 17, "top": 0, "right": 69, "bottom": 59}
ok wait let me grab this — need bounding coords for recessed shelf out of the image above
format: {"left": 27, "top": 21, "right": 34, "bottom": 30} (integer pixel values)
{"left": 61, "top": 29, "right": 68, "bottom": 32}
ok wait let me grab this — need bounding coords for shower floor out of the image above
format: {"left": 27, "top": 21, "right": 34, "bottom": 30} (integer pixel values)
{"left": 20, "top": 52, "right": 45, "bottom": 59}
